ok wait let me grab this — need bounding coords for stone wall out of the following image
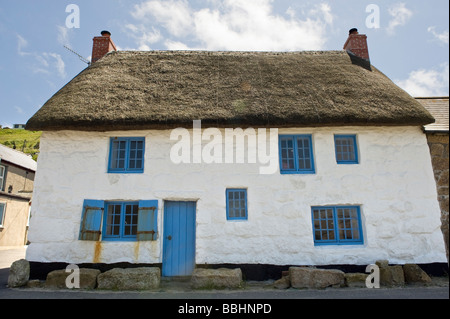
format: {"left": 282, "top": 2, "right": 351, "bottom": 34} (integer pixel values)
{"left": 426, "top": 133, "right": 449, "bottom": 262}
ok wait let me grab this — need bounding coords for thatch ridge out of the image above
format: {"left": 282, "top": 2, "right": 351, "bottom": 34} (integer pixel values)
{"left": 26, "top": 50, "right": 434, "bottom": 131}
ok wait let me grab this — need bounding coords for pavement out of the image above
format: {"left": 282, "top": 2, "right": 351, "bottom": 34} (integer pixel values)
{"left": 0, "top": 246, "right": 27, "bottom": 269}
{"left": 0, "top": 246, "right": 448, "bottom": 300}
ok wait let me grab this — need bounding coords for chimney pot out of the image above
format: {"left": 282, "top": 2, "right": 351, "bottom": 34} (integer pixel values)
{"left": 101, "top": 30, "right": 111, "bottom": 37}
{"left": 349, "top": 28, "right": 358, "bottom": 35}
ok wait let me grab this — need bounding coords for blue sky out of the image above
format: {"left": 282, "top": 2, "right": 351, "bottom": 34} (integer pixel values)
{"left": 0, "top": 0, "right": 448, "bottom": 129}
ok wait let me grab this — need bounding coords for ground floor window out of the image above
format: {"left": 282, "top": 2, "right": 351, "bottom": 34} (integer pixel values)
{"left": 0, "top": 202, "right": 5, "bottom": 227}
{"left": 79, "top": 199, "right": 158, "bottom": 242}
{"left": 226, "top": 189, "right": 248, "bottom": 220}
{"left": 103, "top": 201, "right": 139, "bottom": 241}
{"left": 311, "top": 206, "right": 364, "bottom": 245}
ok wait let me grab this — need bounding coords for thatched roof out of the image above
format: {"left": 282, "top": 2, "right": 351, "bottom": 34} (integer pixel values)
{"left": 26, "top": 50, "right": 434, "bottom": 131}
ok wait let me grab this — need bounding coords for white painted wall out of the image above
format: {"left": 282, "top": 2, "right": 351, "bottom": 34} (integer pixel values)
{"left": 26, "top": 126, "right": 447, "bottom": 266}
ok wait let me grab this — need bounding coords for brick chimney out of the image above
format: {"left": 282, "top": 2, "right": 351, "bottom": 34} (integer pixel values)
{"left": 343, "top": 28, "right": 371, "bottom": 71}
{"left": 91, "top": 31, "right": 117, "bottom": 64}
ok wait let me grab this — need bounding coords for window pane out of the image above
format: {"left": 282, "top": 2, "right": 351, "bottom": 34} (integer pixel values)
{"left": 124, "top": 204, "right": 138, "bottom": 236}
{"left": 312, "top": 208, "right": 335, "bottom": 243}
{"left": 0, "top": 203, "right": 5, "bottom": 226}
{"left": 106, "top": 204, "right": 121, "bottom": 236}
{"left": 336, "top": 207, "right": 361, "bottom": 242}
{"left": 297, "top": 137, "right": 312, "bottom": 171}
{"left": 315, "top": 231, "right": 321, "bottom": 241}
{"left": 127, "top": 139, "right": 145, "bottom": 171}
{"left": 110, "top": 140, "right": 127, "bottom": 170}
{"left": 280, "top": 138, "right": 295, "bottom": 170}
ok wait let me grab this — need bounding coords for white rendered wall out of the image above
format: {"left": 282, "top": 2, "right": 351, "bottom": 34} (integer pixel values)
{"left": 26, "top": 126, "right": 447, "bottom": 266}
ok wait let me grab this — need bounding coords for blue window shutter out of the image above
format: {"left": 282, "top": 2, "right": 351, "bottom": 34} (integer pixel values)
{"left": 137, "top": 200, "right": 158, "bottom": 241}
{"left": 79, "top": 200, "right": 104, "bottom": 241}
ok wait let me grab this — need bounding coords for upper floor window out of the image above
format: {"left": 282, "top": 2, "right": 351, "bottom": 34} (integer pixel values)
{"left": 108, "top": 137, "right": 145, "bottom": 173}
{"left": 334, "top": 135, "right": 359, "bottom": 164}
{"left": 279, "top": 135, "right": 315, "bottom": 174}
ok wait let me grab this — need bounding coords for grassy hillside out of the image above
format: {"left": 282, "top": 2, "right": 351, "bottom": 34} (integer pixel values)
{"left": 0, "top": 129, "right": 42, "bottom": 161}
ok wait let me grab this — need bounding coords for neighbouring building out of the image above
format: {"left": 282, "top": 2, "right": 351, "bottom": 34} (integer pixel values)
{"left": 0, "top": 144, "right": 36, "bottom": 247}
{"left": 24, "top": 30, "right": 448, "bottom": 279}
{"left": 417, "top": 97, "right": 449, "bottom": 262}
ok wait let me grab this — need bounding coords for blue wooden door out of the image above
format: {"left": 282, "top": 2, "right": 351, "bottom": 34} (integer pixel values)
{"left": 162, "top": 201, "right": 196, "bottom": 277}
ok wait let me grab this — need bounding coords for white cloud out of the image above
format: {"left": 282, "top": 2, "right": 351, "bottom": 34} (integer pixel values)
{"left": 131, "top": 0, "right": 193, "bottom": 37}
{"left": 17, "top": 34, "right": 31, "bottom": 56}
{"left": 396, "top": 63, "right": 449, "bottom": 97}
{"left": 428, "top": 26, "right": 449, "bottom": 45}
{"left": 128, "top": 0, "right": 334, "bottom": 51}
{"left": 386, "top": 3, "right": 413, "bottom": 35}
{"left": 16, "top": 34, "right": 66, "bottom": 78}
{"left": 43, "top": 53, "right": 66, "bottom": 78}
{"left": 57, "top": 25, "right": 71, "bottom": 47}
{"left": 14, "top": 106, "right": 24, "bottom": 114}
{"left": 125, "top": 24, "right": 162, "bottom": 50}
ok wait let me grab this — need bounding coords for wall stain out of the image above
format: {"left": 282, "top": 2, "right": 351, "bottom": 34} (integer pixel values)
{"left": 93, "top": 241, "right": 102, "bottom": 263}
{"left": 134, "top": 241, "right": 140, "bottom": 262}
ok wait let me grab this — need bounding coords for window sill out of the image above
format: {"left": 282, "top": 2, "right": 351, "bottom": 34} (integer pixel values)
{"left": 107, "top": 171, "right": 144, "bottom": 174}
{"left": 280, "top": 171, "right": 316, "bottom": 175}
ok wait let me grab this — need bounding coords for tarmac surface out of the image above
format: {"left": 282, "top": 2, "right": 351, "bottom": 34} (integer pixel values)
{"left": 0, "top": 246, "right": 448, "bottom": 300}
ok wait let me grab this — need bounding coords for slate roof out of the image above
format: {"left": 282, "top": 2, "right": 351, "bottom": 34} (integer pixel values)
{"left": 417, "top": 97, "right": 449, "bottom": 132}
{"left": 0, "top": 144, "right": 37, "bottom": 171}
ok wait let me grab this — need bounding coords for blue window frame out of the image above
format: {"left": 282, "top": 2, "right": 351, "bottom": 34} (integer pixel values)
{"left": 334, "top": 135, "right": 358, "bottom": 164}
{"left": 279, "top": 135, "right": 315, "bottom": 174}
{"left": 108, "top": 137, "right": 145, "bottom": 173}
{"left": 311, "top": 206, "right": 364, "bottom": 245}
{"left": 226, "top": 189, "right": 248, "bottom": 220}
{"left": 103, "top": 201, "right": 139, "bottom": 241}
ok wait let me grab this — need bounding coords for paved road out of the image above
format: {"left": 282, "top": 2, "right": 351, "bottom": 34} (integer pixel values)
{"left": 1, "top": 246, "right": 448, "bottom": 300}
{"left": 0, "top": 284, "right": 449, "bottom": 300}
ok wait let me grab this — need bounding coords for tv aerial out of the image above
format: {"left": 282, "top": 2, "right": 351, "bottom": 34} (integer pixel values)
{"left": 63, "top": 45, "right": 91, "bottom": 66}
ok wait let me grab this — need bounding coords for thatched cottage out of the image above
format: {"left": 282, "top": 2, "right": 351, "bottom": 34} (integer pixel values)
{"left": 25, "top": 30, "right": 447, "bottom": 279}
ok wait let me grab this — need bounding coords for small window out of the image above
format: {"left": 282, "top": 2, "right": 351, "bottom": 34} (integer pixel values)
{"left": 0, "top": 203, "right": 5, "bottom": 227}
{"left": 279, "top": 135, "right": 315, "bottom": 174}
{"left": 0, "top": 165, "right": 6, "bottom": 191}
{"left": 311, "top": 206, "right": 364, "bottom": 245}
{"left": 103, "top": 202, "right": 139, "bottom": 241}
{"left": 334, "top": 135, "right": 358, "bottom": 164}
{"left": 108, "top": 137, "right": 145, "bottom": 173}
{"left": 226, "top": 189, "right": 248, "bottom": 220}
